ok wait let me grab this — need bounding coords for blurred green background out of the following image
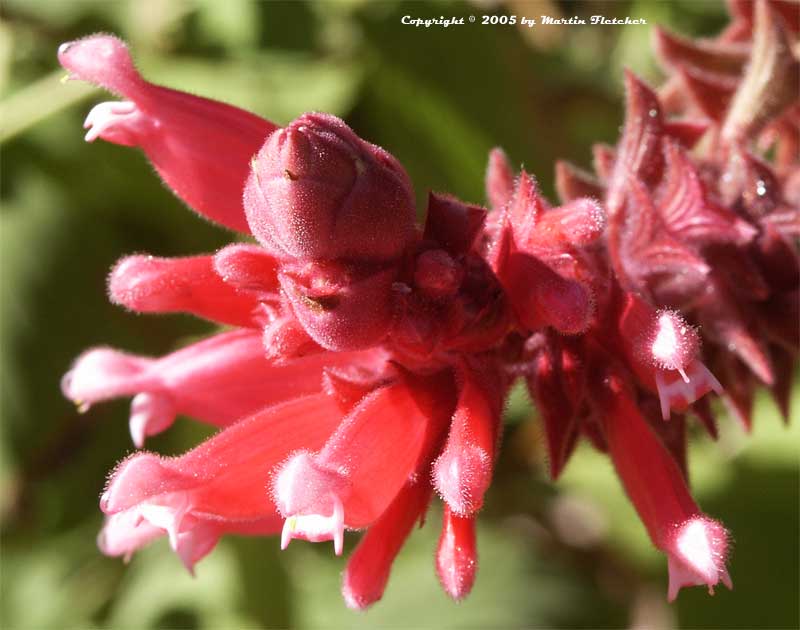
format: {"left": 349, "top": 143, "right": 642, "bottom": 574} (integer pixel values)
{"left": 1, "top": 1, "right": 798, "bottom": 628}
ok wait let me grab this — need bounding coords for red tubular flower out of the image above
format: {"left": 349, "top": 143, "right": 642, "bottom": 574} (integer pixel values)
{"left": 274, "top": 373, "right": 453, "bottom": 544}
{"left": 59, "top": 2, "right": 796, "bottom": 606}
{"left": 98, "top": 392, "right": 342, "bottom": 570}
{"left": 617, "top": 293, "right": 722, "bottom": 419}
{"left": 597, "top": 373, "right": 732, "bottom": 600}
{"left": 109, "top": 254, "right": 271, "bottom": 327}
{"left": 58, "top": 35, "right": 276, "bottom": 232}
{"left": 62, "top": 329, "right": 383, "bottom": 446}
{"left": 341, "top": 480, "right": 432, "bottom": 609}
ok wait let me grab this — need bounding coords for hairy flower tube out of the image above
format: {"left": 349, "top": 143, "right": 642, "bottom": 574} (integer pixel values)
{"left": 60, "top": 2, "right": 796, "bottom": 608}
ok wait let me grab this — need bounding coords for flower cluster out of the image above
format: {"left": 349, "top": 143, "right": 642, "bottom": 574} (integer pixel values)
{"left": 60, "top": 0, "right": 797, "bottom": 608}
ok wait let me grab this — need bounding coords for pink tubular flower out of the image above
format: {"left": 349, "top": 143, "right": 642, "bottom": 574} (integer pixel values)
{"left": 99, "top": 392, "right": 343, "bottom": 570}
{"left": 108, "top": 254, "right": 271, "bottom": 328}
{"left": 60, "top": 3, "right": 796, "bottom": 607}
{"left": 62, "top": 328, "right": 385, "bottom": 447}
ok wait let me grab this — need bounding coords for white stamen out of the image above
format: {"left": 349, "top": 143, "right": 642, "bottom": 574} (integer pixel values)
{"left": 83, "top": 100, "right": 139, "bottom": 142}
{"left": 655, "top": 362, "right": 723, "bottom": 420}
{"left": 280, "top": 495, "right": 345, "bottom": 556}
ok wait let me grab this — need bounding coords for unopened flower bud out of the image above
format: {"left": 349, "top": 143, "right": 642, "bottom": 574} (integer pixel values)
{"left": 436, "top": 508, "right": 478, "bottom": 601}
{"left": 244, "top": 112, "right": 416, "bottom": 262}
{"left": 414, "top": 249, "right": 463, "bottom": 299}
{"left": 279, "top": 260, "right": 397, "bottom": 351}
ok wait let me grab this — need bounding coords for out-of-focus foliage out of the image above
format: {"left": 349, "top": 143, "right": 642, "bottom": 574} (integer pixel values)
{"left": 1, "top": 1, "right": 797, "bottom": 629}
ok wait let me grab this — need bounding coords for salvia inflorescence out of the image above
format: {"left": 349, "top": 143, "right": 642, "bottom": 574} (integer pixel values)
{"left": 59, "top": 0, "right": 798, "bottom": 607}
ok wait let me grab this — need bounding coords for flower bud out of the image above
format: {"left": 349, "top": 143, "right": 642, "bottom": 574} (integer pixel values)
{"left": 244, "top": 113, "right": 416, "bottom": 262}
{"left": 108, "top": 254, "right": 266, "bottom": 327}
{"left": 279, "top": 260, "right": 397, "bottom": 351}
{"left": 485, "top": 148, "right": 515, "bottom": 212}
{"left": 414, "top": 249, "right": 463, "bottom": 299}
{"left": 433, "top": 365, "right": 499, "bottom": 515}
{"left": 436, "top": 509, "right": 477, "bottom": 601}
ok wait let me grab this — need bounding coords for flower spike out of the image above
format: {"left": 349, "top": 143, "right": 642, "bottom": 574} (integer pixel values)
{"left": 58, "top": 5, "right": 796, "bottom": 607}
